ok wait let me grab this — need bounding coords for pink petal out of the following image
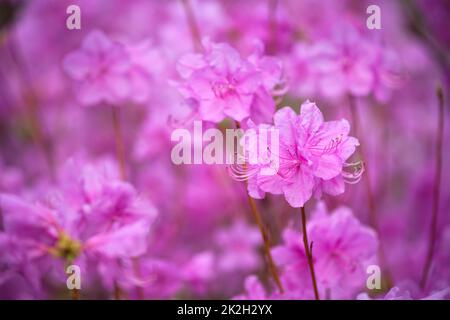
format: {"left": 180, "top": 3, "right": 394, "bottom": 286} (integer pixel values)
{"left": 282, "top": 170, "right": 314, "bottom": 208}
{"left": 300, "top": 100, "right": 324, "bottom": 134}
{"left": 314, "top": 153, "right": 342, "bottom": 180}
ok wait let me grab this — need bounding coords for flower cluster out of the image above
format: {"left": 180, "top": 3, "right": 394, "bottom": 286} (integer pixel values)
{"left": 0, "top": 159, "right": 157, "bottom": 297}
{"left": 63, "top": 30, "right": 161, "bottom": 106}
{"left": 235, "top": 203, "right": 378, "bottom": 299}
{"left": 0, "top": 0, "right": 448, "bottom": 300}
{"left": 292, "top": 26, "right": 402, "bottom": 101}
{"left": 175, "top": 39, "right": 286, "bottom": 123}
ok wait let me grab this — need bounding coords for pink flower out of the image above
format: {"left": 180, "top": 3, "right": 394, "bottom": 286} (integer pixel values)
{"left": 125, "top": 41, "right": 168, "bottom": 103}
{"left": 175, "top": 39, "right": 285, "bottom": 123}
{"left": 63, "top": 30, "right": 131, "bottom": 106}
{"left": 233, "top": 275, "right": 273, "bottom": 300}
{"left": 214, "top": 220, "right": 262, "bottom": 273}
{"left": 181, "top": 251, "right": 215, "bottom": 295}
{"left": 292, "top": 26, "right": 402, "bottom": 101}
{"left": 316, "top": 29, "right": 377, "bottom": 98}
{"left": 272, "top": 203, "right": 379, "bottom": 299}
{"left": 0, "top": 158, "right": 157, "bottom": 292}
{"left": 63, "top": 30, "right": 158, "bottom": 106}
{"left": 243, "top": 100, "right": 361, "bottom": 208}
{"left": 129, "top": 259, "right": 183, "bottom": 299}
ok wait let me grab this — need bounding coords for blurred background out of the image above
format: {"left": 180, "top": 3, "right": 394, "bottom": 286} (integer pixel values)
{"left": 0, "top": 0, "right": 449, "bottom": 300}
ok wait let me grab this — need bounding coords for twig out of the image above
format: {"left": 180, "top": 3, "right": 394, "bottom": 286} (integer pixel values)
{"left": 110, "top": 105, "right": 127, "bottom": 181}
{"left": 420, "top": 85, "right": 445, "bottom": 289}
{"left": 300, "top": 206, "right": 320, "bottom": 300}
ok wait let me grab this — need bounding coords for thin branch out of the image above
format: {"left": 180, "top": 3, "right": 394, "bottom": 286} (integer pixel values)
{"left": 301, "top": 206, "right": 319, "bottom": 300}
{"left": 420, "top": 85, "right": 445, "bottom": 289}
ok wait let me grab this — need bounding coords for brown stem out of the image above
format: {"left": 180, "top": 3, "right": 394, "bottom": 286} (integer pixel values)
{"left": 108, "top": 108, "right": 127, "bottom": 299}
{"left": 181, "top": 0, "right": 203, "bottom": 52}
{"left": 234, "top": 121, "right": 284, "bottom": 292}
{"left": 132, "top": 257, "right": 145, "bottom": 300}
{"left": 113, "top": 280, "right": 123, "bottom": 300}
{"left": 420, "top": 85, "right": 445, "bottom": 289}
{"left": 246, "top": 193, "right": 284, "bottom": 293}
{"left": 113, "top": 260, "right": 127, "bottom": 300}
{"left": 70, "top": 288, "right": 80, "bottom": 300}
{"left": 348, "top": 95, "right": 393, "bottom": 290}
{"left": 110, "top": 105, "right": 127, "bottom": 181}
{"left": 300, "top": 207, "right": 320, "bottom": 300}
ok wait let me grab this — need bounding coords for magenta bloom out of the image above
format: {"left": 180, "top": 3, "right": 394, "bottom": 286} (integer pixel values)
{"left": 233, "top": 275, "right": 273, "bottom": 300}
{"left": 63, "top": 30, "right": 157, "bottom": 106}
{"left": 63, "top": 30, "right": 131, "bottom": 106}
{"left": 0, "top": 159, "right": 157, "bottom": 293}
{"left": 317, "top": 30, "right": 378, "bottom": 98}
{"left": 1, "top": 0, "right": 448, "bottom": 301}
{"left": 292, "top": 27, "right": 402, "bottom": 101}
{"left": 175, "top": 39, "right": 285, "bottom": 123}
{"left": 272, "top": 203, "right": 379, "bottom": 299}
{"left": 214, "top": 220, "right": 262, "bottom": 273}
{"left": 245, "top": 101, "right": 361, "bottom": 208}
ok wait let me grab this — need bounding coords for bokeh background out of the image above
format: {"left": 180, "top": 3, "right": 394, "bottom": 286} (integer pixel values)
{"left": 0, "top": 0, "right": 449, "bottom": 300}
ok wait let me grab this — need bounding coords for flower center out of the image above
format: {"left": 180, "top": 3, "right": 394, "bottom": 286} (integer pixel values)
{"left": 50, "top": 232, "right": 82, "bottom": 262}
{"left": 212, "top": 80, "right": 236, "bottom": 99}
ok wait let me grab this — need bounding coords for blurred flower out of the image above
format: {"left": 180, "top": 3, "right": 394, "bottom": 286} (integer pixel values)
{"left": 272, "top": 203, "right": 379, "bottom": 299}
{"left": 291, "top": 25, "right": 403, "bottom": 101}
{"left": 181, "top": 251, "right": 215, "bottom": 295}
{"left": 63, "top": 30, "right": 131, "bottom": 106}
{"left": 63, "top": 30, "right": 158, "bottom": 106}
{"left": 174, "top": 39, "right": 285, "bottom": 123}
{"left": 233, "top": 275, "right": 273, "bottom": 300}
{"left": 214, "top": 220, "right": 261, "bottom": 273}
{"left": 0, "top": 158, "right": 157, "bottom": 294}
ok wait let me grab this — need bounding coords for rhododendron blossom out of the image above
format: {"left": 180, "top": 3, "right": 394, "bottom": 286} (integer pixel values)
{"left": 234, "top": 204, "right": 378, "bottom": 300}
{"left": 63, "top": 30, "right": 157, "bottom": 106}
{"left": 0, "top": 0, "right": 448, "bottom": 302}
{"left": 238, "top": 101, "right": 362, "bottom": 207}
{"left": 0, "top": 159, "right": 157, "bottom": 292}
{"left": 270, "top": 203, "right": 378, "bottom": 299}
{"left": 292, "top": 26, "right": 402, "bottom": 101}
{"left": 233, "top": 275, "right": 274, "bottom": 300}
{"left": 214, "top": 220, "right": 262, "bottom": 273}
{"left": 175, "top": 39, "right": 286, "bottom": 123}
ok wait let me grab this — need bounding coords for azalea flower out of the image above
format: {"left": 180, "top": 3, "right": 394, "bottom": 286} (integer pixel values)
{"left": 63, "top": 30, "right": 158, "bottom": 106}
{"left": 236, "top": 100, "right": 362, "bottom": 208}
{"left": 0, "top": 159, "right": 157, "bottom": 294}
{"left": 0, "top": 0, "right": 448, "bottom": 301}
{"left": 174, "top": 39, "right": 286, "bottom": 123}
{"left": 214, "top": 220, "right": 262, "bottom": 273}
{"left": 63, "top": 30, "right": 131, "bottom": 106}
{"left": 292, "top": 26, "right": 402, "bottom": 101}
{"left": 232, "top": 275, "right": 273, "bottom": 300}
{"left": 271, "top": 203, "right": 379, "bottom": 299}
